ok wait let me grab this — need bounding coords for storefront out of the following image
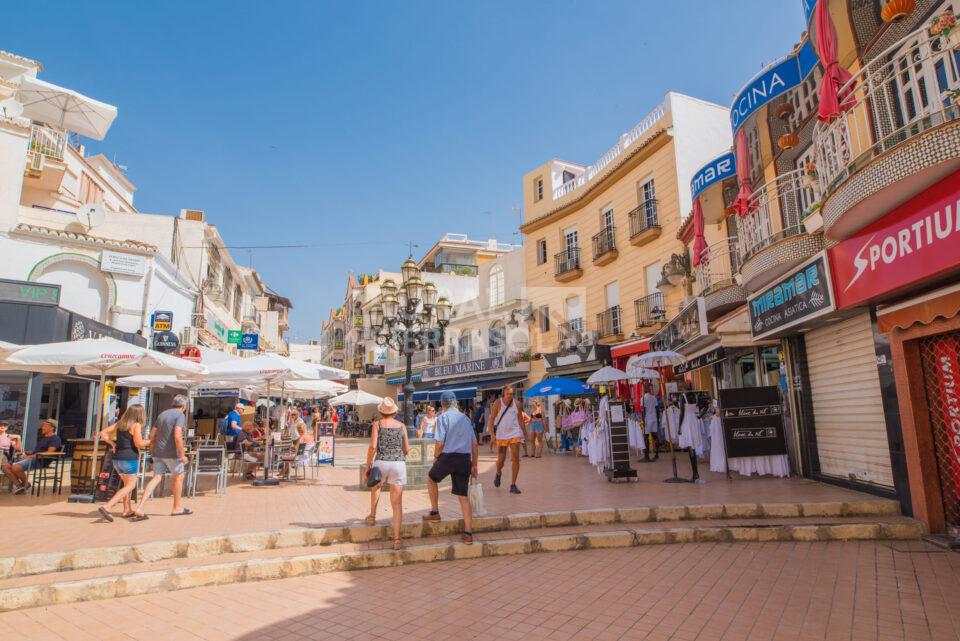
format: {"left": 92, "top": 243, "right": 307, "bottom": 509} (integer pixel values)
{"left": 611, "top": 338, "right": 650, "bottom": 406}
{"left": 0, "top": 281, "right": 145, "bottom": 450}
{"left": 827, "top": 168, "right": 960, "bottom": 540}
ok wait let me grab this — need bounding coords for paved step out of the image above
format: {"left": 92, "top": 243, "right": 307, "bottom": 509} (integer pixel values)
{"left": 0, "top": 515, "right": 923, "bottom": 612}
{"left": 0, "top": 499, "right": 899, "bottom": 582}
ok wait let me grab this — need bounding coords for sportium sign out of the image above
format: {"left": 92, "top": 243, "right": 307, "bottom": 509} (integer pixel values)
{"left": 748, "top": 253, "right": 835, "bottom": 339}
{"left": 829, "top": 168, "right": 960, "bottom": 309}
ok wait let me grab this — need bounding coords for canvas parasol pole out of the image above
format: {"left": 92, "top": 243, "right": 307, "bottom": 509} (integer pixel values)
{"left": 253, "top": 378, "right": 280, "bottom": 486}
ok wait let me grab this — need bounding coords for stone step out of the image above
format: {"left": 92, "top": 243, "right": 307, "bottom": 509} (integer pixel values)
{"left": 0, "top": 516, "right": 923, "bottom": 612}
{"left": 0, "top": 499, "right": 899, "bottom": 583}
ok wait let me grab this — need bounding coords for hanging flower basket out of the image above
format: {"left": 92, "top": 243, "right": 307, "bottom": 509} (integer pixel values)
{"left": 774, "top": 102, "right": 795, "bottom": 120}
{"left": 802, "top": 162, "right": 818, "bottom": 188}
{"left": 881, "top": 0, "right": 915, "bottom": 23}
{"left": 777, "top": 133, "right": 800, "bottom": 150}
{"left": 930, "top": 10, "right": 960, "bottom": 50}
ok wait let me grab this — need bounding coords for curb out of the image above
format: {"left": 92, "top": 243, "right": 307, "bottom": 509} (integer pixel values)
{"left": 0, "top": 519, "right": 922, "bottom": 612}
{"left": 0, "top": 499, "right": 900, "bottom": 581}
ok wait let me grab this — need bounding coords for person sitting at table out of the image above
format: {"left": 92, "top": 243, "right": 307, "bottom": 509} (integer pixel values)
{"left": 2, "top": 418, "right": 61, "bottom": 495}
{"left": 0, "top": 420, "right": 21, "bottom": 467}
{"left": 234, "top": 421, "right": 263, "bottom": 480}
{"left": 281, "top": 419, "right": 315, "bottom": 478}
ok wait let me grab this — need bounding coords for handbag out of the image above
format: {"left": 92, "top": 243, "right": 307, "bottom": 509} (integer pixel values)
{"left": 467, "top": 478, "right": 486, "bottom": 516}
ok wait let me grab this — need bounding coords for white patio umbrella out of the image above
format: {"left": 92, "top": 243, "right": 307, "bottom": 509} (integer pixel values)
{"left": 204, "top": 353, "right": 347, "bottom": 485}
{"left": 16, "top": 76, "right": 118, "bottom": 141}
{"left": 626, "top": 366, "right": 660, "bottom": 381}
{"left": 0, "top": 337, "right": 207, "bottom": 485}
{"left": 626, "top": 350, "right": 688, "bottom": 483}
{"left": 281, "top": 380, "right": 348, "bottom": 399}
{"left": 586, "top": 365, "right": 629, "bottom": 385}
{"left": 328, "top": 389, "right": 384, "bottom": 407}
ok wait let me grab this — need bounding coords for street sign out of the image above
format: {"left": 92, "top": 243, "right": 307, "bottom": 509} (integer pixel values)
{"left": 151, "top": 311, "right": 173, "bottom": 332}
{"left": 152, "top": 330, "right": 180, "bottom": 353}
{"left": 227, "top": 330, "right": 242, "bottom": 345}
{"left": 238, "top": 333, "right": 259, "bottom": 351}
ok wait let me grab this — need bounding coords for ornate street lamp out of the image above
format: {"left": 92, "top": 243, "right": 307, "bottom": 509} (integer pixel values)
{"left": 370, "top": 259, "right": 451, "bottom": 429}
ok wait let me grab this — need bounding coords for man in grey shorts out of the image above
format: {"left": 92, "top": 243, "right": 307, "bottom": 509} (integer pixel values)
{"left": 132, "top": 395, "right": 192, "bottom": 519}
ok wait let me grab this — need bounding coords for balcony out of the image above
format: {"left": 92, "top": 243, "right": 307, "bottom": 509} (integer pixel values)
{"left": 694, "top": 237, "right": 747, "bottom": 321}
{"left": 591, "top": 226, "right": 618, "bottom": 265}
{"left": 628, "top": 199, "right": 661, "bottom": 246}
{"left": 558, "top": 318, "right": 585, "bottom": 349}
{"left": 634, "top": 292, "right": 666, "bottom": 328}
{"left": 736, "top": 168, "right": 825, "bottom": 292}
{"left": 554, "top": 247, "right": 582, "bottom": 282}
{"left": 596, "top": 305, "right": 623, "bottom": 342}
{"left": 813, "top": 23, "right": 960, "bottom": 241}
{"left": 424, "top": 263, "right": 478, "bottom": 276}
{"left": 23, "top": 125, "right": 67, "bottom": 191}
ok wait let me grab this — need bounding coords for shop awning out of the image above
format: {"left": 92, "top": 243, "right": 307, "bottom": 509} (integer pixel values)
{"left": 386, "top": 372, "right": 421, "bottom": 385}
{"left": 398, "top": 376, "right": 524, "bottom": 402}
{"left": 611, "top": 337, "right": 650, "bottom": 359}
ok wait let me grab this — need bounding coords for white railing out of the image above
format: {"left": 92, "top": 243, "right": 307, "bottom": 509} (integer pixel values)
{"left": 814, "top": 22, "right": 960, "bottom": 194}
{"left": 737, "top": 168, "right": 821, "bottom": 262}
{"left": 28, "top": 125, "right": 67, "bottom": 163}
{"left": 552, "top": 100, "right": 669, "bottom": 199}
{"left": 695, "top": 238, "right": 740, "bottom": 295}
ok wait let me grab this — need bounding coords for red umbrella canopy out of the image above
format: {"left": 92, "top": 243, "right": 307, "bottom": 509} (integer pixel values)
{"left": 692, "top": 198, "right": 709, "bottom": 267}
{"left": 814, "top": 1, "right": 855, "bottom": 122}
{"left": 732, "top": 130, "right": 754, "bottom": 216}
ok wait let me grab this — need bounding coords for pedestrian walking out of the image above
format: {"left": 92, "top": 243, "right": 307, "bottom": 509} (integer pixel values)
{"left": 471, "top": 402, "right": 486, "bottom": 444}
{"left": 132, "top": 394, "right": 192, "bottom": 520}
{"left": 363, "top": 397, "right": 409, "bottom": 550}
{"left": 417, "top": 405, "right": 437, "bottom": 439}
{"left": 97, "top": 404, "right": 149, "bottom": 521}
{"left": 527, "top": 400, "right": 546, "bottom": 458}
{"left": 487, "top": 385, "right": 528, "bottom": 494}
{"left": 423, "top": 391, "right": 478, "bottom": 543}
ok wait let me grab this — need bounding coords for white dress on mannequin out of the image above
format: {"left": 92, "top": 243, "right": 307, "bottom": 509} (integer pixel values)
{"left": 677, "top": 393, "right": 705, "bottom": 455}
{"left": 709, "top": 414, "right": 726, "bottom": 472}
{"left": 664, "top": 404, "right": 681, "bottom": 445}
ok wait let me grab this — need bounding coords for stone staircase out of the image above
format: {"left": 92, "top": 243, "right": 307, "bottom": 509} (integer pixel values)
{"left": 0, "top": 499, "right": 921, "bottom": 611}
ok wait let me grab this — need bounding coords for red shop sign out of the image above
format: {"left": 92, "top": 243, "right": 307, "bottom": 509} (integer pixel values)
{"left": 829, "top": 168, "right": 960, "bottom": 309}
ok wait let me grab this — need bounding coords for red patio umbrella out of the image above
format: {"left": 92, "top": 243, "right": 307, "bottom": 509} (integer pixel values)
{"left": 691, "top": 198, "right": 708, "bottom": 267}
{"left": 814, "top": 1, "right": 855, "bottom": 122}
{"left": 732, "top": 130, "right": 753, "bottom": 216}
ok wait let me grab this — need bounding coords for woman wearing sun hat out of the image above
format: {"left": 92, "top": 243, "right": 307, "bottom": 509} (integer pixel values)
{"left": 363, "top": 396, "right": 409, "bottom": 550}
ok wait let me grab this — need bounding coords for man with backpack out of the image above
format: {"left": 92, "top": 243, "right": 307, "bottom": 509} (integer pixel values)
{"left": 220, "top": 402, "right": 243, "bottom": 439}
{"left": 486, "top": 385, "right": 528, "bottom": 494}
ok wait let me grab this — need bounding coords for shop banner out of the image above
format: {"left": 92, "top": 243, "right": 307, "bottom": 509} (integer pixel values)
{"left": 0, "top": 278, "right": 60, "bottom": 305}
{"left": 718, "top": 386, "right": 788, "bottom": 458}
{"left": 829, "top": 169, "right": 960, "bottom": 309}
{"left": 691, "top": 152, "right": 735, "bottom": 201}
{"left": 238, "top": 333, "right": 259, "bottom": 351}
{"left": 748, "top": 253, "right": 835, "bottom": 339}
{"left": 730, "top": 40, "right": 817, "bottom": 133}
{"left": 227, "top": 330, "right": 242, "bottom": 345}
{"left": 674, "top": 347, "right": 726, "bottom": 374}
{"left": 151, "top": 310, "right": 173, "bottom": 332}
{"left": 152, "top": 330, "right": 180, "bottom": 353}
{"left": 317, "top": 436, "right": 335, "bottom": 464}
{"left": 422, "top": 356, "right": 505, "bottom": 381}
{"left": 929, "top": 334, "right": 960, "bottom": 513}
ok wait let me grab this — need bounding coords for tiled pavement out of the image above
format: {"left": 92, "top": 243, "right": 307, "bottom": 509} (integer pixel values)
{"left": 1, "top": 440, "right": 883, "bottom": 557}
{"left": 2, "top": 540, "right": 958, "bottom": 641}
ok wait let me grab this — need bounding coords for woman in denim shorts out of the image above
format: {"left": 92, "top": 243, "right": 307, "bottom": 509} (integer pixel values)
{"left": 97, "top": 405, "right": 150, "bottom": 522}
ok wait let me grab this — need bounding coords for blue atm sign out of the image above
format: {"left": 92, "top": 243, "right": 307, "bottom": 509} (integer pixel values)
{"left": 238, "top": 333, "right": 259, "bottom": 351}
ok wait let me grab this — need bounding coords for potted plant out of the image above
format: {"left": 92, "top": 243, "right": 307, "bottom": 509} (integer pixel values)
{"left": 802, "top": 161, "right": 818, "bottom": 188}
{"left": 930, "top": 9, "right": 959, "bottom": 50}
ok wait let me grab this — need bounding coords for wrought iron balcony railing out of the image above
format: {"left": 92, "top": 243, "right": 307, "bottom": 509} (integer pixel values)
{"left": 591, "top": 226, "right": 617, "bottom": 260}
{"left": 628, "top": 199, "right": 659, "bottom": 238}
{"left": 634, "top": 292, "right": 666, "bottom": 327}
{"left": 554, "top": 247, "right": 581, "bottom": 275}
{"left": 596, "top": 305, "right": 622, "bottom": 338}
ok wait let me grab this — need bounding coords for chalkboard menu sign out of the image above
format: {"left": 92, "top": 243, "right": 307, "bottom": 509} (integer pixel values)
{"left": 717, "top": 386, "right": 788, "bottom": 458}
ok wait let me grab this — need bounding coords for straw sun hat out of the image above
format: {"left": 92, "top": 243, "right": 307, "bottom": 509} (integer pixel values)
{"left": 377, "top": 397, "right": 399, "bottom": 415}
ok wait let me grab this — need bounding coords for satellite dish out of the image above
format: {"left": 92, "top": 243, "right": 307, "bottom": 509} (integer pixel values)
{"left": 83, "top": 204, "right": 107, "bottom": 228}
{"left": 0, "top": 99, "right": 23, "bottom": 119}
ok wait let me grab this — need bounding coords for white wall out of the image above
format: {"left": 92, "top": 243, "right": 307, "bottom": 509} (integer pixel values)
{"left": 667, "top": 92, "right": 733, "bottom": 217}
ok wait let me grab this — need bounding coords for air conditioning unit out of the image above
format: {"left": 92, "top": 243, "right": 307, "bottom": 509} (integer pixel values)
{"left": 581, "top": 331, "right": 598, "bottom": 345}
{"left": 181, "top": 326, "right": 199, "bottom": 346}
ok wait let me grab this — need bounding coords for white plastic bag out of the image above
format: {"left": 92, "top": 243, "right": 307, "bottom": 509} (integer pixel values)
{"left": 468, "top": 478, "right": 486, "bottom": 516}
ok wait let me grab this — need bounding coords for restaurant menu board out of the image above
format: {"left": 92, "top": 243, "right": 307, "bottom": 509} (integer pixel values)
{"left": 605, "top": 401, "right": 637, "bottom": 481}
{"left": 717, "top": 386, "right": 788, "bottom": 458}
{"left": 317, "top": 436, "right": 335, "bottom": 464}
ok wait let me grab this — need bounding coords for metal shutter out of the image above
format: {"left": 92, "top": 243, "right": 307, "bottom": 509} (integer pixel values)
{"left": 805, "top": 311, "right": 893, "bottom": 488}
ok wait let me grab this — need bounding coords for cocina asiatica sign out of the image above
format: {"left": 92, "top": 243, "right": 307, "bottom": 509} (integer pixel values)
{"left": 730, "top": 40, "right": 817, "bottom": 133}
{"left": 691, "top": 152, "right": 735, "bottom": 201}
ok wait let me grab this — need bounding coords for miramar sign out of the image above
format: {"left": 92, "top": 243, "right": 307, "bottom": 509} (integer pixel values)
{"left": 691, "top": 152, "right": 735, "bottom": 201}
{"left": 422, "top": 356, "right": 505, "bottom": 382}
{"left": 748, "top": 253, "right": 835, "bottom": 339}
{"left": 730, "top": 40, "right": 817, "bottom": 133}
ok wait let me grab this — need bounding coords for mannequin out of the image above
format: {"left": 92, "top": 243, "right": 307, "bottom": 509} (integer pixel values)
{"left": 676, "top": 390, "right": 705, "bottom": 483}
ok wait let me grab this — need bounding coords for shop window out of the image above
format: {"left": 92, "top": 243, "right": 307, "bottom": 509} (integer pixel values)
{"left": 733, "top": 350, "right": 757, "bottom": 388}
{"left": 534, "top": 176, "right": 544, "bottom": 202}
{"left": 489, "top": 320, "right": 506, "bottom": 356}
{"left": 488, "top": 265, "right": 505, "bottom": 308}
{"left": 539, "top": 305, "right": 550, "bottom": 332}
{"left": 759, "top": 346, "right": 781, "bottom": 387}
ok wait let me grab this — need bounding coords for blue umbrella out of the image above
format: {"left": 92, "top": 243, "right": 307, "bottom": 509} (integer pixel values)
{"left": 524, "top": 377, "right": 596, "bottom": 398}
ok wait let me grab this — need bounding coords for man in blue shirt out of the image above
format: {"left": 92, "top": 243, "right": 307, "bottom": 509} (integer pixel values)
{"left": 424, "top": 391, "right": 478, "bottom": 544}
{"left": 223, "top": 403, "right": 243, "bottom": 438}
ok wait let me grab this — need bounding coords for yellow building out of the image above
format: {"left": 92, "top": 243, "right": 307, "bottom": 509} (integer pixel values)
{"left": 520, "top": 92, "right": 731, "bottom": 383}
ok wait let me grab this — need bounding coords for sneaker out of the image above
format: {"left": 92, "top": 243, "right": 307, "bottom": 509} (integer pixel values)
{"left": 509, "top": 484, "right": 521, "bottom": 494}
{"left": 494, "top": 472, "right": 501, "bottom": 488}
{"left": 422, "top": 512, "right": 441, "bottom": 522}
{"left": 12, "top": 484, "right": 26, "bottom": 495}
{"left": 462, "top": 532, "right": 473, "bottom": 545}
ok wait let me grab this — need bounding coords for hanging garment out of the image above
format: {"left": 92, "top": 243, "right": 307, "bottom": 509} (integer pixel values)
{"left": 664, "top": 405, "right": 681, "bottom": 444}
{"left": 709, "top": 414, "right": 726, "bottom": 473}
{"left": 641, "top": 392, "right": 659, "bottom": 435}
{"left": 627, "top": 417, "right": 645, "bottom": 451}
{"left": 677, "top": 393, "right": 705, "bottom": 455}
{"left": 588, "top": 396, "right": 612, "bottom": 472}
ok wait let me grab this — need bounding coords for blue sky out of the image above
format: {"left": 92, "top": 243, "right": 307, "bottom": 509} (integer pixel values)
{"left": 7, "top": 1, "right": 806, "bottom": 341}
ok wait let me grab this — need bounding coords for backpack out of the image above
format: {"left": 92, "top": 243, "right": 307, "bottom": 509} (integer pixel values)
{"left": 218, "top": 415, "right": 232, "bottom": 436}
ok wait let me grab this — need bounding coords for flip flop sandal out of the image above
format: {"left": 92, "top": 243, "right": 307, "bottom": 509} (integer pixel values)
{"left": 97, "top": 507, "right": 114, "bottom": 522}
{"left": 171, "top": 508, "right": 193, "bottom": 516}
{"left": 133, "top": 513, "right": 149, "bottom": 522}
{"left": 121, "top": 512, "right": 136, "bottom": 519}
{"left": 364, "top": 515, "right": 376, "bottom": 526}
{"left": 393, "top": 540, "right": 402, "bottom": 551}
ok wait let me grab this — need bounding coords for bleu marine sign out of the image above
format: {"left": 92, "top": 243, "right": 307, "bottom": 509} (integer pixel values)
{"left": 691, "top": 152, "right": 735, "bottom": 201}
{"left": 730, "top": 40, "right": 817, "bottom": 133}
{"left": 748, "top": 252, "right": 836, "bottom": 340}
{"left": 422, "top": 356, "right": 505, "bottom": 382}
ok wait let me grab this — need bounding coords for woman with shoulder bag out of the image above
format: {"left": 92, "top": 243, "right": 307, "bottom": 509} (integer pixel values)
{"left": 363, "top": 397, "right": 409, "bottom": 550}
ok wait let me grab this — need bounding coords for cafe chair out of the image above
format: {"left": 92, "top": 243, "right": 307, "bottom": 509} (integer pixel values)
{"left": 188, "top": 445, "right": 227, "bottom": 496}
